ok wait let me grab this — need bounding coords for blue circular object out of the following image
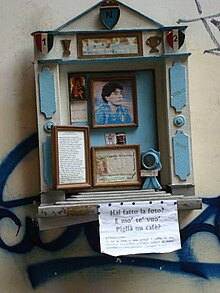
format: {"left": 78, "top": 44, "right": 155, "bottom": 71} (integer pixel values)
{"left": 142, "top": 151, "right": 159, "bottom": 170}
{"left": 44, "top": 121, "right": 56, "bottom": 133}
{"left": 173, "top": 115, "right": 186, "bottom": 127}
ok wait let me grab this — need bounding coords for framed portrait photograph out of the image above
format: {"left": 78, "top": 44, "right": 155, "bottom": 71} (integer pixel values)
{"left": 92, "top": 144, "right": 141, "bottom": 187}
{"left": 68, "top": 74, "right": 87, "bottom": 100}
{"left": 91, "top": 76, "right": 138, "bottom": 128}
{"left": 77, "top": 32, "right": 143, "bottom": 59}
{"left": 52, "top": 125, "right": 91, "bottom": 190}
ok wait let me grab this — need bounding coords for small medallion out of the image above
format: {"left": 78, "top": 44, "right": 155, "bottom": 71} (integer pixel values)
{"left": 166, "top": 29, "right": 185, "bottom": 50}
{"left": 100, "top": 0, "right": 120, "bottom": 30}
{"left": 35, "top": 32, "right": 54, "bottom": 54}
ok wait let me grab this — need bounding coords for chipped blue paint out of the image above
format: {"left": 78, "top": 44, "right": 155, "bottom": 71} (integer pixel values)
{"left": 43, "top": 136, "right": 53, "bottom": 187}
{"left": 37, "top": 53, "right": 191, "bottom": 65}
{"left": 39, "top": 67, "right": 56, "bottom": 118}
{"left": 170, "top": 61, "right": 186, "bottom": 112}
{"left": 172, "top": 130, "right": 190, "bottom": 180}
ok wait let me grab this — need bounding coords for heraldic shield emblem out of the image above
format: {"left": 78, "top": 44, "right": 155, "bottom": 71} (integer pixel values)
{"left": 166, "top": 30, "right": 185, "bottom": 50}
{"left": 100, "top": 0, "right": 120, "bottom": 30}
{"left": 35, "top": 33, "right": 54, "bottom": 54}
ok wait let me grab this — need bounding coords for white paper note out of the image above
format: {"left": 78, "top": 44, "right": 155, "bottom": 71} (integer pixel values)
{"left": 98, "top": 200, "right": 181, "bottom": 257}
{"left": 58, "top": 131, "right": 86, "bottom": 184}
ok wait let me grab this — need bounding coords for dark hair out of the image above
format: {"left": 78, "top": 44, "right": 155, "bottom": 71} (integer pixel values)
{"left": 101, "top": 81, "right": 123, "bottom": 103}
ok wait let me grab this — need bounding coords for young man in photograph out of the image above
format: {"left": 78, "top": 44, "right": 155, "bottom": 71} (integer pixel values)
{"left": 95, "top": 81, "right": 132, "bottom": 125}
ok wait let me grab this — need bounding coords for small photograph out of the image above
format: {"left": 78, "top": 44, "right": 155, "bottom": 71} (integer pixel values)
{"left": 91, "top": 76, "right": 138, "bottom": 128}
{"left": 105, "top": 132, "right": 117, "bottom": 146}
{"left": 105, "top": 132, "right": 127, "bottom": 145}
{"left": 68, "top": 74, "right": 87, "bottom": 100}
{"left": 116, "top": 132, "right": 126, "bottom": 145}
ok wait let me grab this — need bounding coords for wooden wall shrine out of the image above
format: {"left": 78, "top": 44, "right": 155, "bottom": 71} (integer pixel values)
{"left": 32, "top": 0, "right": 202, "bottom": 229}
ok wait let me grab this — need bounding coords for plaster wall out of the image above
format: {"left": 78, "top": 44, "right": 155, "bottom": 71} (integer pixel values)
{"left": 1, "top": 0, "right": 220, "bottom": 292}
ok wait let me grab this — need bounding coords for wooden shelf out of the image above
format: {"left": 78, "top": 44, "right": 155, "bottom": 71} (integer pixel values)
{"left": 37, "top": 190, "right": 202, "bottom": 230}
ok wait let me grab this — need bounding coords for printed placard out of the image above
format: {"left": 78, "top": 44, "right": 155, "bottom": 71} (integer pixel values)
{"left": 98, "top": 200, "right": 181, "bottom": 256}
{"left": 52, "top": 126, "right": 91, "bottom": 189}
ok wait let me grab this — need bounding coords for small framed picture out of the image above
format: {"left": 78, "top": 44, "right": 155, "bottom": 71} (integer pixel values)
{"left": 68, "top": 74, "right": 87, "bottom": 100}
{"left": 105, "top": 132, "right": 117, "bottom": 146}
{"left": 105, "top": 132, "right": 126, "bottom": 145}
{"left": 90, "top": 76, "right": 138, "bottom": 128}
{"left": 116, "top": 132, "right": 126, "bottom": 145}
{"left": 52, "top": 125, "right": 91, "bottom": 189}
{"left": 92, "top": 144, "right": 141, "bottom": 187}
{"left": 77, "top": 32, "right": 143, "bottom": 59}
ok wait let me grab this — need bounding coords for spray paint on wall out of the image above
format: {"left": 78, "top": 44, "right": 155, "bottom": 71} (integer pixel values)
{"left": 0, "top": 134, "right": 220, "bottom": 289}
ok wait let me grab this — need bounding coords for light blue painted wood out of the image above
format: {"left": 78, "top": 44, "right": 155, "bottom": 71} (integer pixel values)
{"left": 71, "top": 122, "right": 88, "bottom": 126}
{"left": 170, "top": 61, "right": 187, "bottom": 112}
{"left": 141, "top": 149, "right": 162, "bottom": 170}
{"left": 89, "top": 71, "right": 157, "bottom": 152}
{"left": 142, "top": 177, "right": 162, "bottom": 190}
{"left": 32, "top": 26, "right": 187, "bottom": 35}
{"left": 43, "top": 136, "right": 53, "bottom": 187}
{"left": 38, "top": 53, "right": 191, "bottom": 64}
{"left": 172, "top": 130, "right": 190, "bottom": 180}
{"left": 164, "top": 53, "right": 191, "bottom": 58}
{"left": 39, "top": 67, "right": 56, "bottom": 118}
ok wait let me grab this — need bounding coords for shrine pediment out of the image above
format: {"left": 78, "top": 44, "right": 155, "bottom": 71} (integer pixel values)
{"left": 55, "top": 1, "right": 163, "bottom": 32}
{"left": 32, "top": 0, "right": 188, "bottom": 61}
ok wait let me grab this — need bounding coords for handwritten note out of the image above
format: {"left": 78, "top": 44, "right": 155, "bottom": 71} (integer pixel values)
{"left": 96, "top": 148, "right": 137, "bottom": 183}
{"left": 98, "top": 200, "right": 181, "bottom": 256}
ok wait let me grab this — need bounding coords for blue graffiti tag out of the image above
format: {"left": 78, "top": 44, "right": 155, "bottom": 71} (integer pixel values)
{"left": 27, "top": 196, "right": 220, "bottom": 288}
{"left": 1, "top": 134, "right": 220, "bottom": 289}
{"left": 0, "top": 133, "right": 39, "bottom": 208}
{"left": 0, "top": 134, "right": 82, "bottom": 253}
